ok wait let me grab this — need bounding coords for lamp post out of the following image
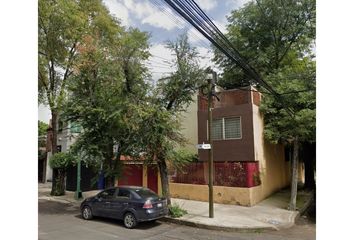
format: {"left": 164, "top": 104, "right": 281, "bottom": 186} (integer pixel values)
{"left": 75, "top": 159, "right": 82, "bottom": 200}
{"left": 206, "top": 70, "right": 217, "bottom": 218}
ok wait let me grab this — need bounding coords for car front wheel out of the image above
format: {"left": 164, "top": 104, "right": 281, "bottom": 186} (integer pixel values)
{"left": 82, "top": 206, "right": 93, "bottom": 220}
{"left": 123, "top": 212, "right": 137, "bottom": 229}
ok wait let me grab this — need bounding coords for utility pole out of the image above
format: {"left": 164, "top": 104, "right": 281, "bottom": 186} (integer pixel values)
{"left": 75, "top": 159, "right": 82, "bottom": 200}
{"left": 206, "top": 70, "right": 216, "bottom": 218}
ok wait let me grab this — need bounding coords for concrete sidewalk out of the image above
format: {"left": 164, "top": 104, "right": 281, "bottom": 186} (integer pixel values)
{"left": 38, "top": 183, "right": 313, "bottom": 232}
{"left": 38, "top": 182, "right": 100, "bottom": 206}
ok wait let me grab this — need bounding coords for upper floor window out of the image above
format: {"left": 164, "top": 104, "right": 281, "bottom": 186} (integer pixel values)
{"left": 224, "top": 117, "right": 241, "bottom": 139}
{"left": 210, "top": 116, "right": 242, "bottom": 140}
{"left": 211, "top": 119, "right": 223, "bottom": 140}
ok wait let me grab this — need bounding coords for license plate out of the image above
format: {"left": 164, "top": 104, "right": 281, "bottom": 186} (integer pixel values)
{"left": 157, "top": 203, "right": 162, "bottom": 208}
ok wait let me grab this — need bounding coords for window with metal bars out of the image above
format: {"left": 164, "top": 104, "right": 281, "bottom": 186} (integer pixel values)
{"left": 224, "top": 117, "right": 241, "bottom": 139}
{"left": 209, "top": 117, "right": 242, "bottom": 140}
{"left": 211, "top": 119, "right": 223, "bottom": 140}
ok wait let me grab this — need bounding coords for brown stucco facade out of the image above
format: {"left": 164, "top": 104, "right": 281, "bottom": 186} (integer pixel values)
{"left": 198, "top": 89, "right": 255, "bottom": 162}
{"left": 172, "top": 87, "right": 291, "bottom": 206}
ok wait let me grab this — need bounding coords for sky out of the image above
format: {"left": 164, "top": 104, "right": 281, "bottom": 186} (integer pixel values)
{"left": 39, "top": 0, "right": 249, "bottom": 123}
{"left": 102, "top": 0, "right": 249, "bottom": 80}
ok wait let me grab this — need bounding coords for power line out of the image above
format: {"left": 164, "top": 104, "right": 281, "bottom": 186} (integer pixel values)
{"left": 150, "top": 0, "right": 214, "bottom": 66}
{"left": 162, "top": 0, "right": 295, "bottom": 116}
{"left": 151, "top": 0, "right": 212, "bottom": 50}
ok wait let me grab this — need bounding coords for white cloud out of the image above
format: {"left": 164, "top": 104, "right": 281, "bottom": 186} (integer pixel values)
{"left": 187, "top": 28, "right": 205, "bottom": 44}
{"left": 142, "top": 11, "right": 182, "bottom": 31}
{"left": 103, "top": 0, "right": 130, "bottom": 26}
{"left": 194, "top": 0, "right": 217, "bottom": 11}
{"left": 147, "top": 44, "right": 176, "bottom": 80}
{"left": 213, "top": 20, "right": 227, "bottom": 34}
{"left": 104, "top": 0, "right": 184, "bottom": 30}
{"left": 122, "top": 0, "right": 185, "bottom": 31}
{"left": 147, "top": 44, "right": 221, "bottom": 81}
{"left": 196, "top": 46, "right": 221, "bottom": 73}
{"left": 196, "top": 46, "right": 213, "bottom": 68}
{"left": 225, "top": 0, "right": 250, "bottom": 10}
{"left": 38, "top": 104, "right": 51, "bottom": 124}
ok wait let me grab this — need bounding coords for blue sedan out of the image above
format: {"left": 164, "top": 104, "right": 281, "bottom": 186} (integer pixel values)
{"left": 80, "top": 186, "right": 168, "bottom": 228}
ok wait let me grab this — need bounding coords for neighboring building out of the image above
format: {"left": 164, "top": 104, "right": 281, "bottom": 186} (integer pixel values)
{"left": 38, "top": 135, "right": 47, "bottom": 183}
{"left": 170, "top": 86, "right": 292, "bottom": 206}
{"left": 117, "top": 156, "right": 162, "bottom": 195}
{"left": 44, "top": 118, "right": 162, "bottom": 193}
{"left": 44, "top": 119, "right": 81, "bottom": 182}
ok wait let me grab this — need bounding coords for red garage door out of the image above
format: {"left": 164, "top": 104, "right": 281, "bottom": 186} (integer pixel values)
{"left": 118, "top": 164, "right": 143, "bottom": 186}
{"left": 147, "top": 166, "right": 158, "bottom": 194}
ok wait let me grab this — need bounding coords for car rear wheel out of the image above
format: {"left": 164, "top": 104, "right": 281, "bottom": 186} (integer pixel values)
{"left": 123, "top": 212, "right": 137, "bottom": 229}
{"left": 82, "top": 206, "right": 93, "bottom": 220}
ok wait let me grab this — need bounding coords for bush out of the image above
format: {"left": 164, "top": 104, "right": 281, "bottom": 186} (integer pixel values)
{"left": 169, "top": 203, "right": 188, "bottom": 218}
{"left": 49, "top": 152, "right": 76, "bottom": 169}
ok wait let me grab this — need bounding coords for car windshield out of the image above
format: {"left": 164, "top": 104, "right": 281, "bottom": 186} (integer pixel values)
{"left": 133, "top": 188, "right": 158, "bottom": 198}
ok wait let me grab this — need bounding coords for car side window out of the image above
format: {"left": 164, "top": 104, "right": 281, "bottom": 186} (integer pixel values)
{"left": 117, "top": 189, "right": 131, "bottom": 199}
{"left": 99, "top": 189, "right": 116, "bottom": 200}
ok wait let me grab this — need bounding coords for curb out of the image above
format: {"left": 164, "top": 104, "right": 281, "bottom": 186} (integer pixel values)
{"left": 160, "top": 216, "right": 277, "bottom": 233}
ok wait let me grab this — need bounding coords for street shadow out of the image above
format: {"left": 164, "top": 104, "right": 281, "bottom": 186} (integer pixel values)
{"left": 296, "top": 197, "right": 316, "bottom": 225}
{"left": 74, "top": 214, "right": 162, "bottom": 229}
{"left": 39, "top": 200, "right": 79, "bottom": 215}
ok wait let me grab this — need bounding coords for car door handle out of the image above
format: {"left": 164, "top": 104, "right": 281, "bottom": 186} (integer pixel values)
{"left": 123, "top": 203, "right": 128, "bottom": 205}
{"left": 105, "top": 202, "right": 110, "bottom": 204}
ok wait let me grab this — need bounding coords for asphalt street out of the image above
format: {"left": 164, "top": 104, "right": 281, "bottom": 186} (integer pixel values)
{"left": 39, "top": 199, "right": 315, "bottom": 240}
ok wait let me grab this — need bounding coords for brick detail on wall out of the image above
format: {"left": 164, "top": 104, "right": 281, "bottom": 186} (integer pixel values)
{"left": 171, "top": 161, "right": 260, "bottom": 188}
{"left": 252, "top": 91, "right": 261, "bottom": 106}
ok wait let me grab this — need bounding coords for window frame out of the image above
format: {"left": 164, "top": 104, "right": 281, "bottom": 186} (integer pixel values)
{"left": 207, "top": 116, "right": 242, "bottom": 141}
{"left": 116, "top": 188, "right": 131, "bottom": 200}
{"left": 223, "top": 116, "right": 242, "bottom": 140}
{"left": 98, "top": 188, "right": 117, "bottom": 200}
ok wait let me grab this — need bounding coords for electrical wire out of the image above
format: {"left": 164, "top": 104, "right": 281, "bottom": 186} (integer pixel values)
{"left": 162, "top": 0, "right": 295, "bottom": 116}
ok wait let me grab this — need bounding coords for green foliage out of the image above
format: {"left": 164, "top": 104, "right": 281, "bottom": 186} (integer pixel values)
{"left": 137, "top": 33, "right": 205, "bottom": 201}
{"left": 61, "top": 9, "right": 151, "bottom": 185}
{"left": 168, "top": 203, "right": 188, "bottom": 218}
{"left": 260, "top": 60, "right": 316, "bottom": 143}
{"left": 38, "top": 120, "right": 48, "bottom": 149}
{"left": 214, "top": 0, "right": 316, "bottom": 145}
{"left": 38, "top": 120, "right": 48, "bottom": 136}
{"left": 49, "top": 152, "right": 76, "bottom": 169}
{"left": 167, "top": 149, "right": 198, "bottom": 172}
{"left": 214, "top": 0, "right": 315, "bottom": 89}
{"left": 157, "top": 33, "right": 206, "bottom": 111}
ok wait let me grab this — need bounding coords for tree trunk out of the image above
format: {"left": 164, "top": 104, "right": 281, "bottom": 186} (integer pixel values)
{"left": 51, "top": 168, "right": 66, "bottom": 196}
{"left": 50, "top": 111, "right": 66, "bottom": 196}
{"left": 289, "top": 137, "right": 299, "bottom": 211}
{"left": 157, "top": 159, "right": 171, "bottom": 206}
{"left": 303, "top": 143, "right": 316, "bottom": 190}
{"left": 104, "top": 142, "right": 115, "bottom": 188}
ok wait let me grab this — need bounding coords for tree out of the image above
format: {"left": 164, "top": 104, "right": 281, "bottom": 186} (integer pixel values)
{"left": 38, "top": 120, "right": 48, "bottom": 149}
{"left": 141, "top": 33, "right": 205, "bottom": 204}
{"left": 49, "top": 152, "right": 76, "bottom": 195}
{"left": 214, "top": 0, "right": 316, "bottom": 210}
{"left": 64, "top": 24, "right": 151, "bottom": 187}
{"left": 260, "top": 60, "right": 315, "bottom": 210}
{"left": 38, "top": 0, "right": 120, "bottom": 195}
{"left": 214, "top": 0, "right": 315, "bottom": 88}
{"left": 38, "top": 120, "right": 48, "bottom": 137}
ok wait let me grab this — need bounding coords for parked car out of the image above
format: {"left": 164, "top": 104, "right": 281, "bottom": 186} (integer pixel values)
{"left": 80, "top": 186, "right": 168, "bottom": 228}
